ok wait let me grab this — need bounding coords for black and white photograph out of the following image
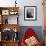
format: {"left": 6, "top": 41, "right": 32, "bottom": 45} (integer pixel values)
{"left": 24, "top": 6, "right": 37, "bottom": 21}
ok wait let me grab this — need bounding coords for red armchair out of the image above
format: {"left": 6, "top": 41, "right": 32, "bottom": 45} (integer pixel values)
{"left": 21, "top": 28, "right": 41, "bottom": 46}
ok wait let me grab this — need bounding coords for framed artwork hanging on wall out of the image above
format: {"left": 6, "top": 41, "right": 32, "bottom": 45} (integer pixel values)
{"left": 24, "top": 6, "right": 37, "bottom": 21}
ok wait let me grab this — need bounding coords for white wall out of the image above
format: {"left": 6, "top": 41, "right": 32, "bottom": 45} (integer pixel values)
{"left": 0, "top": 0, "right": 43, "bottom": 26}
{"left": 18, "top": 0, "right": 44, "bottom": 26}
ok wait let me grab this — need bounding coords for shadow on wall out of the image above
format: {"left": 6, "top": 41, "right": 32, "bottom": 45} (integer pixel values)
{"left": 18, "top": 26, "right": 43, "bottom": 44}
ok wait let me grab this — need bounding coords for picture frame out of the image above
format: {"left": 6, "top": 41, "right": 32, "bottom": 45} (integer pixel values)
{"left": 24, "top": 6, "right": 37, "bottom": 21}
{"left": 2, "top": 10, "right": 9, "bottom": 15}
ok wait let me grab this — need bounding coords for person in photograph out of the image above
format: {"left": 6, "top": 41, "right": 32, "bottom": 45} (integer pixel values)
{"left": 27, "top": 9, "right": 33, "bottom": 18}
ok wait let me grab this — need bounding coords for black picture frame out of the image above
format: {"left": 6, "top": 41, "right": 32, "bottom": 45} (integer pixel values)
{"left": 24, "top": 6, "right": 37, "bottom": 21}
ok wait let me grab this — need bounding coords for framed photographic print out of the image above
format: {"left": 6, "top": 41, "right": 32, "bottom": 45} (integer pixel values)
{"left": 2, "top": 10, "right": 9, "bottom": 15}
{"left": 24, "top": 6, "right": 37, "bottom": 21}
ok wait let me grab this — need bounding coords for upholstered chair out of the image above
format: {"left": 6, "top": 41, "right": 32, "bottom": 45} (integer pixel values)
{"left": 21, "top": 28, "right": 41, "bottom": 46}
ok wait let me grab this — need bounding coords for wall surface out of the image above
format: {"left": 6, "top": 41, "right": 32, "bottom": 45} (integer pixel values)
{"left": 0, "top": 0, "right": 43, "bottom": 26}
{"left": 18, "top": 0, "right": 43, "bottom": 26}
